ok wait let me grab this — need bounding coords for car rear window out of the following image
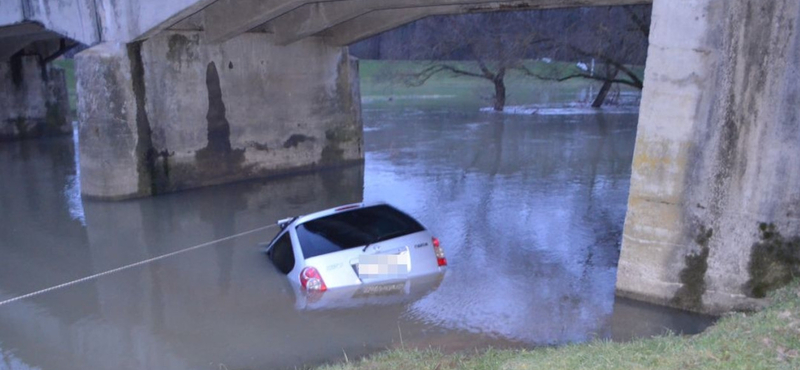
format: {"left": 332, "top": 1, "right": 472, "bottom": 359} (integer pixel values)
{"left": 295, "top": 205, "right": 425, "bottom": 259}
{"left": 270, "top": 232, "right": 295, "bottom": 274}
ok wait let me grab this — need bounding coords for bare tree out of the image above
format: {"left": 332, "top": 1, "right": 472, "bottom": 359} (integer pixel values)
{"left": 363, "top": 5, "right": 651, "bottom": 110}
{"left": 519, "top": 5, "right": 650, "bottom": 107}
{"left": 396, "top": 12, "right": 548, "bottom": 112}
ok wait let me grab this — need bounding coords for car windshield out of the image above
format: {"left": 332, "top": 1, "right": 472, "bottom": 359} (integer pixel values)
{"left": 295, "top": 205, "right": 424, "bottom": 259}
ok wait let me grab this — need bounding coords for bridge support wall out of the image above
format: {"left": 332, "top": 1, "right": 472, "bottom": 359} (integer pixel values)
{"left": 0, "top": 55, "right": 71, "bottom": 141}
{"left": 77, "top": 33, "right": 363, "bottom": 199}
{"left": 618, "top": 0, "right": 800, "bottom": 313}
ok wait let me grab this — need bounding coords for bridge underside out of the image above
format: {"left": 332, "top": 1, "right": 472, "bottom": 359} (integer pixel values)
{"left": 1, "top": 0, "right": 649, "bottom": 141}
{"left": 69, "top": 0, "right": 648, "bottom": 199}
{"left": 0, "top": 23, "right": 78, "bottom": 140}
{"left": 0, "top": 0, "right": 99, "bottom": 140}
{"left": 198, "top": 0, "right": 651, "bottom": 46}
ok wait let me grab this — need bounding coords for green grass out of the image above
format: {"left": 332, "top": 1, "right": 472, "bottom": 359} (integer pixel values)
{"left": 318, "top": 282, "right": 800, "bottom": 370}
{"left": 358, "top": 59, "right": 643, "bottom": 108}
{"left": 52, "top": 58, "right": 77, "bottom": 113}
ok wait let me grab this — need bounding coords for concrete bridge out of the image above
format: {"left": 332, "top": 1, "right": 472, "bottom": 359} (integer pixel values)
{"left": 2, "top": 0, "right": 800, "bottom": 314}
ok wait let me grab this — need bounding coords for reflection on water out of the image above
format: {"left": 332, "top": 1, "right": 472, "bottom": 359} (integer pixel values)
{"left": 65, "top": 121, "right": 85, "bottom": 226}
{"left": 0, "top": 102, "right": 713, "bottom": 370}
{"left": 359, "top": 105, "right": 689, "bottom": 346}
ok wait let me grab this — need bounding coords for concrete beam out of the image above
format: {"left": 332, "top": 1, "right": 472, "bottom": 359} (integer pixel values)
{"left": 0, "top": 23, "right": 53, "bottom": 60}
{"left": 0, "top": 33, "right": 55, "bottom": 60}
{"left": 203, "top": 0, "right": 332, "bottom": 44}
{"left": 2, "top": 0, "right": 221, "bottom": 44}
{"left": 128, "top": 0, "right": 218, "bottom": 41}
{"left": 272, "top": 0, "right": 551, "bottom": 45}
{"left": 321, "top": 0, "right": 651, "bottom": 46}
{"left": 272, "top": 1, "right": 371, "bottom": 45}
{"left": 0, "top": 23, "right": 46, "bottom": 39}
{"left": 0, "top": 1, "right": 98, "bottom": 45}
{"left": 0, "top": 1, "right": 25, "bottom": 25}
{"left": 94, "top": 0, "right": 217, "bottom": 43}
{"left": 25, "top": 0, "right": 98, "bottom": 45}
{"left": 323, "top": 7, "right": 452, "bottom": 46}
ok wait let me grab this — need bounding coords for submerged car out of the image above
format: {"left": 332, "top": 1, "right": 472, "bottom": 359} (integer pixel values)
{"left": 290, "top": 270, "right": 444, "bottom": 311}
{"left": 264, "top": 202, "right": 447, "bottom": 294}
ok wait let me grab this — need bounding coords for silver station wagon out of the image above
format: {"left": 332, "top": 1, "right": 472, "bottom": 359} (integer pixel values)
{"left": 265, "top": 203, "right": 447, "bottom": 295}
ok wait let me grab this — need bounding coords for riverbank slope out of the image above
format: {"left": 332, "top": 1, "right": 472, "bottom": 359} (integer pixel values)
{"left": 319, "top": 282, "right": 799, "bottom": 370}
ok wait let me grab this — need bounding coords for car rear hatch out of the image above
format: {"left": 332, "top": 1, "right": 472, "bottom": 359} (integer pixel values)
{"left": 304, "top": 231, "right": 439, "bottom": 288}
{"left": 295, "top": 204, "right": 442, "bottom": 289}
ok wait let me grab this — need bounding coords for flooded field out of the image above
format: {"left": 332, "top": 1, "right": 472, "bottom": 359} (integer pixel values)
{"left": 0, "top": 98, "right": 713, "bottom": 370}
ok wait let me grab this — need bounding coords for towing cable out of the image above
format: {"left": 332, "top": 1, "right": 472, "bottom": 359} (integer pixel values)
{"left": 0, "top": 224, "right": 277, "bottom": 308}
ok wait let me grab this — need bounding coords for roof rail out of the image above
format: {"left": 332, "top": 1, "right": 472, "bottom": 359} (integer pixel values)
{"left": 277, "top": 217, "right": 297, "bottom": 229}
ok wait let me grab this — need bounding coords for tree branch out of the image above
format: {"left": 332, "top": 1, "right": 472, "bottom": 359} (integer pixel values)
{"left": 567, "top": 46, "right": 644, "bottom": 89}
{"left": 399, "top": 63, "right": 491, "bottom": 87}
{"left": 623, "top": 5, "right": 650, "bottom": 38}
{"left": 440, "top": 64, "right": 491, "bottom": 79}
{"left": 517, "top": 65, "right": 642, "bottom": 89}
{"left": 470, "top": 47, "right": 496, "bottom": 80}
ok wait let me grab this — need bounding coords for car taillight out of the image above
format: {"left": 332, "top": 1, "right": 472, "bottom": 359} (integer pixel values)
{"left": 432, "top": 237, "right": 447, "bottom": 266}
{"left": 300, "top": 267, "right": 327, "bottom": 291}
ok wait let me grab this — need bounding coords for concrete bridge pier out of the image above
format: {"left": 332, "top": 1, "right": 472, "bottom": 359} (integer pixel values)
{"left": 0, "top": 52, "right": 71, "bottom": 141}
{"left": 617, "top": 0, "right": 800, "bottom": 313}
{"left": 76, "top": 33, "right": 363, "bottom": 199}
{"left": 0, "top": 0, "right": 92, "bottom": 141}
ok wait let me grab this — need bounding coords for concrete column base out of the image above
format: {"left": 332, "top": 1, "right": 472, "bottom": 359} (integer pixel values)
{"left": 77, "top": 33, "right": 363, "bottom": 199}
{"left": 617, "top": 0, "right": 800, "bottom": 314}
{"left": 76, "top": 43, "right": 147, "bottom": 200}
{"left": 0, "top": 54, "right": 71, "bottom": 141}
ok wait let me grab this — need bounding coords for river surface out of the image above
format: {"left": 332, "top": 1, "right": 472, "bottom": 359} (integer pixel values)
{"left": 0, "top": 99, "right": 713, "bottom": 370}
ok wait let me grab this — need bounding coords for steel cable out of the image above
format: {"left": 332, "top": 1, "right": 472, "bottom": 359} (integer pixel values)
{"left": 0, "top": 224, "right": 277, "bottom": 308}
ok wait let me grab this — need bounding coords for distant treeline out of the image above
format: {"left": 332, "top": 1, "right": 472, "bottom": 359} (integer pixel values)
{"left": 349, "top": 5, "right": 651, "bottom": 65}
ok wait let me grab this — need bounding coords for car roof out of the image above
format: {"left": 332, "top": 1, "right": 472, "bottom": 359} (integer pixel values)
{"left": 282, "top": 201, "right": 390, "bottom": 228}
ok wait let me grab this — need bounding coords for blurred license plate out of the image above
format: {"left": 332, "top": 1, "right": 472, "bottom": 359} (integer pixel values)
{"left": 358, "top": 252, "right": 409, "bottom": 278}
{"left": 353, "top": 281, "right": 407, "bottom": 297}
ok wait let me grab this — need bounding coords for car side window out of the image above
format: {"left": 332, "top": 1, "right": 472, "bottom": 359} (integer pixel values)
{"left": 270, "top": 233, "right": 295, "bottom": 275}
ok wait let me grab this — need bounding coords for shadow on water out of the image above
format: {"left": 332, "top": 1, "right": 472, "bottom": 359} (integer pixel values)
{"left": 0, "top": 102, "right": 715, "bottom": 370}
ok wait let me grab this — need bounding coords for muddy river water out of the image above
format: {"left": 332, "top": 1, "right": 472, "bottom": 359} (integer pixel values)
{"left": 0, "top": 99, "right": 713, "bottom": 369}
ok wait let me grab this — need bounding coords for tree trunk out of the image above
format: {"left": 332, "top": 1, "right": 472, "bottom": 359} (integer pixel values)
{"left": 591, "top": 68, "right": 619, "bottom": 108}
{"left": 591, "top": 80, "right": 614, "bottom": 108}
{"left": 493, "top": 78, "right": 506, "bottom": 111}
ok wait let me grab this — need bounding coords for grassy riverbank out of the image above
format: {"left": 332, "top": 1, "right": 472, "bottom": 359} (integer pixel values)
{"left": 319, "top": 282, "right": 800, "bottom": 370}
{"left": 48, "top": 58, "right": 641, "bottom": 113}
{"left": 358, "top": 59, "right": 641, "bottom": 108}
{"left": 52, "top": 59, "right": 77, "bottom": 112}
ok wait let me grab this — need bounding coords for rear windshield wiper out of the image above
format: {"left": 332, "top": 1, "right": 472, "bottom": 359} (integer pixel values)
{"left": 362, "top": 231, "right": 405, "bottom": 252}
